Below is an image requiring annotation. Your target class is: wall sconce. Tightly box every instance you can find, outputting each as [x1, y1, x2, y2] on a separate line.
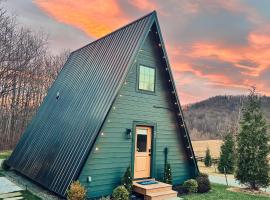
[126, 128, 132, 139]
[56, 91, 60, 101]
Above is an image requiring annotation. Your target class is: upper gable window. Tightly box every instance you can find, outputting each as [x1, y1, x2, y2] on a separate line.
[138, 65, 155, 92]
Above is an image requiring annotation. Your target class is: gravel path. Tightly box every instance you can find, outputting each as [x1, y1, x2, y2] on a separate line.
[3, 171, 63, 200]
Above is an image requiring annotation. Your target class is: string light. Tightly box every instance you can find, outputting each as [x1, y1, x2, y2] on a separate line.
[165, 68, 168, 71]
[174, 102, 177, 105]
[124, 81, 127, 85]
[119, 94, 122, 97]
[168, 80, 171, 82]
[113, 106, 116, 110]
[95, 147, 99, 151]
[158, 43, 161, 47]
[101, 132, 104, 136]
[108, 120, 111, 123]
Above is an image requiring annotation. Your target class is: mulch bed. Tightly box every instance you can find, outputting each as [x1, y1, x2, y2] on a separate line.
[227, 187, 270, 197]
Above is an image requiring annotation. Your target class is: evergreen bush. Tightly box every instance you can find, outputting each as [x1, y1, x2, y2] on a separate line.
[121, 166, 133, 193]
[218, 134, 235, 174]
[236, 88, 270, 190]
[204, 148, 212, 167]
[196, 173, 211, 193]
[183, 179, 198, 193]
[1, 159, 10, 171]
[163, 163, 172, 184]
[112, 185, 129, 200]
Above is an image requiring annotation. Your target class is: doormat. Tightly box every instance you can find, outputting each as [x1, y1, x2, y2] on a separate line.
[137, 180, 158, 185]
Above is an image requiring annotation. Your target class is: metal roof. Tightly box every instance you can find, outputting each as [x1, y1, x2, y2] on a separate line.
[7, 10, 198, 197]
[7, 11, 155, 196]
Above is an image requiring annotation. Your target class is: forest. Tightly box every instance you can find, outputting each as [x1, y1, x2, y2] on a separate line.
[184, 95, 270, 140]
[0, 6, 68, 150]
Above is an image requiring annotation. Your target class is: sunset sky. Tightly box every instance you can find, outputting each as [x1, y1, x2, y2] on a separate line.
[3, 0, 270, 104]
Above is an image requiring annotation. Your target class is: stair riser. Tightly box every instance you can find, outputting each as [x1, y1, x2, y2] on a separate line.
[146, 186, 172, 195]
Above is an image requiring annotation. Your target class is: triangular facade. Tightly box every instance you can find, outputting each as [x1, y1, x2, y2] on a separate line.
[7, 11, 198, 198]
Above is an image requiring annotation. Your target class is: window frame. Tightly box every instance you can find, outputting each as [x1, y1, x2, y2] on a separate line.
[137, 64, 156, 94]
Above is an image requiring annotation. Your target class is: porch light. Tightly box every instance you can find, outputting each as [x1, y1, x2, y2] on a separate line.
[126, 128, 132, 139]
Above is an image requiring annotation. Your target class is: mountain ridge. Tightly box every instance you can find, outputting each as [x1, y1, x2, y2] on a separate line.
[183, 95, 270, 140]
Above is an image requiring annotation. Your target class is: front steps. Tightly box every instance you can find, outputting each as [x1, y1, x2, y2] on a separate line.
[133, 179, 178, 200]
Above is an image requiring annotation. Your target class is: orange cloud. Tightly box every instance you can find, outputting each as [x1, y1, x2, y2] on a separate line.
[128, 0, 156, 11]
[34, 0, 129, 38]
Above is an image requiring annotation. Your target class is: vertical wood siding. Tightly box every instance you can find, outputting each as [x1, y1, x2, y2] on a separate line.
[79, 31, 192, 198]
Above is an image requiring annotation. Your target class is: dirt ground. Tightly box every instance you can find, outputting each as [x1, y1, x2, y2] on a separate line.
[191, 140, 223, 158]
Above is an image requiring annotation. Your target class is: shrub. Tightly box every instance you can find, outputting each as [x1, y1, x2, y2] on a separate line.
[1, 159, 10, 171]
[218, 134, 235, 174]
[121, 166, 133, 193]
[183, 179, 198, 193]
[163, 163, 172, 184]
[67, 181, 87, 200]
[172, 185, 188, 195]
[112, 185, 129, 200]
[204, 148, 212, 167]
[196, 173, 211, 193]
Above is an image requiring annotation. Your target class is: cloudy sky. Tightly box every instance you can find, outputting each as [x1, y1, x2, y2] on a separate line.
[3, 0, 270, 104]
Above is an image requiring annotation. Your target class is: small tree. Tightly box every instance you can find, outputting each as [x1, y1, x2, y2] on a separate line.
[204, 148, 212, 167]
[218, 134, 235, 174]
[164, 163, 172, 184]
[236, 88, 270, 190]
[121, 166, 133, 193]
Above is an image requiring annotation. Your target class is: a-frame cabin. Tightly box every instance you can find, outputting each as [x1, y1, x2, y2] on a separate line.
[7, 11, 198, 199]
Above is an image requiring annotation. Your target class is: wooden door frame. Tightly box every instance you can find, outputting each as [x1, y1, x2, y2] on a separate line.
[131, 121, 157, 179]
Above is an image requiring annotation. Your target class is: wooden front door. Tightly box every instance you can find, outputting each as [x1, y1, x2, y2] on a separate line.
[134, 126, 152, 179]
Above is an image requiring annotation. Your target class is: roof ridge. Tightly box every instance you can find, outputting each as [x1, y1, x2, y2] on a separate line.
[73, 11, 156, 53]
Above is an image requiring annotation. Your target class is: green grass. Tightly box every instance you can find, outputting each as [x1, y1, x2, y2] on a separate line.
[21, 190, 42, 200]
[0, 151, 12, 159]
[183, 184, 269, 200]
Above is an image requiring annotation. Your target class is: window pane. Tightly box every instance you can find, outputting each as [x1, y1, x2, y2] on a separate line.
[137, 134, 147, 152]
[139, 65, 155, 92]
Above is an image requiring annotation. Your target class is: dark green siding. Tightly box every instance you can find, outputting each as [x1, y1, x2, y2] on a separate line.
[78, 31, 191, 198]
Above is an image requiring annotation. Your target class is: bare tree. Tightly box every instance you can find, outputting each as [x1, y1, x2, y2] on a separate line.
[0, 5, 69, 150]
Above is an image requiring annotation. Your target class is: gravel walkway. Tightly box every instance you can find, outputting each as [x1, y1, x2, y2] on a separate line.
[3, 171, 63, 200]
[0, 177, 23, 194]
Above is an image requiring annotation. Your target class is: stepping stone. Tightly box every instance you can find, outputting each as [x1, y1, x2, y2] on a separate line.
[4, 197, 23, 200]
[0, 192, 22, 198]
[0, 177, 23, 194]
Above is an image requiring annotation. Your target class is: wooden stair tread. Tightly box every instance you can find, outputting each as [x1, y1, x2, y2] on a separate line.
[147, 190, 177, 197]
[133, 181, 172, 189]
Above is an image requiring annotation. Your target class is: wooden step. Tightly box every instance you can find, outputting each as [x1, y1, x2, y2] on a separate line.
[145, 190, 177, 200]
[133, 180, 172, 195]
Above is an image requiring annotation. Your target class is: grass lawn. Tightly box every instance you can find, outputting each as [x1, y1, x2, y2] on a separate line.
[183, 184, 269, 200]
[0, 151, 12, 159]
[21, 190, 42, 200]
